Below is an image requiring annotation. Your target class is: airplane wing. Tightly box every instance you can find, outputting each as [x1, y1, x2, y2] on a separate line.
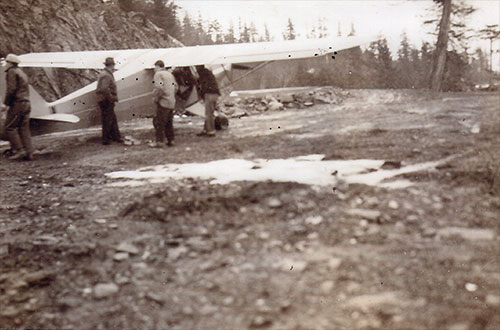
[18, 36, 377, 72]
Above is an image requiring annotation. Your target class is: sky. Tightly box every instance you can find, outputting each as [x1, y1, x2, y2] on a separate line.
[175, 0, 500, 70]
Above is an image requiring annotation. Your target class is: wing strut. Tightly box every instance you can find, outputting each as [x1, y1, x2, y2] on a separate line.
[221, 61, 274, 93]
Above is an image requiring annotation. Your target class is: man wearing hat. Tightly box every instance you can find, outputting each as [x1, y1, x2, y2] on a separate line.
[96, 57, 122, 145]
[2, 54, 33, 160]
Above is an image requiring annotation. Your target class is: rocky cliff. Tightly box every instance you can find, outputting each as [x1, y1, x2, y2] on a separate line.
[0, 0, 179, 101]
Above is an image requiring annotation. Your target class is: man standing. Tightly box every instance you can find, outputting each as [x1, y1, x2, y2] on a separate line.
[96, 57, 122, 145]
[151, 60, 177, 147]
[2, 54, 33, 161]
[195, 65, 220, 137]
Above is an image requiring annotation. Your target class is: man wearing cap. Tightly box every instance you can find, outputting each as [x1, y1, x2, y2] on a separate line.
[2, 54, 33, 160]
[151, 60, 178, 147]
[96, 57, 122, 145]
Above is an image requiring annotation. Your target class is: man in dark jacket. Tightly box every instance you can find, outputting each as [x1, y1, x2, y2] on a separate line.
[96, 57, 122, 145]
[2, 54, 33, 160]
[195, 65, 220, 137]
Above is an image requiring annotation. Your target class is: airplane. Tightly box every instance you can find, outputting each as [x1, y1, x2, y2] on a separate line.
[0, 35, 376, 139]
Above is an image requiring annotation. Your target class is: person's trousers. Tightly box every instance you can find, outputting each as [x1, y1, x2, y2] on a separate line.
[4, 101, 33, 154]
[203, 93, 218, 133]
[153, 104, 174, 143]
[99, 100, 121, 143]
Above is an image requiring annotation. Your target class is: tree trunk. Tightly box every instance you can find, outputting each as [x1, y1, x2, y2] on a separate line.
[430, 0, 452, 91]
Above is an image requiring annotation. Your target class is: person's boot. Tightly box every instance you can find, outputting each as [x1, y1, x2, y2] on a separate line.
[9, 150, 27, 161]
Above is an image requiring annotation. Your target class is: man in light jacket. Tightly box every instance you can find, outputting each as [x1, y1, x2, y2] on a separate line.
[152, 60, 178, 147]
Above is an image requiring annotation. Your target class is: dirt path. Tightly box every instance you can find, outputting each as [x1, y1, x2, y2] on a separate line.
[1, 89, 499, 329]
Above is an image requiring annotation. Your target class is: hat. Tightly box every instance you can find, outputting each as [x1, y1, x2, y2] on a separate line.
[104, 57, 115, 66]
[5, 54, 20, 64]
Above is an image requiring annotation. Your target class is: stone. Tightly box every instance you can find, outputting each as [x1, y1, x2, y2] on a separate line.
[186, 236, 213, 252]
[94, 218, 107, 224]
[93, 283, 119, 299]
[146, 292, 165, 305]
[223, 296, 235, 305]
[113, 252, 129, 261]
[346, 208, 381, 222]
[347, 291, 400, 311]
[168, 246, 188, 261]
[116, 242, 139, 255]
[486, 294, 500, 307]
[0, 244, 8, 256]
[320, 281, 335, 294]
[200, 304, 218, 315]
[267, 197, 282, 208]
[465, 283, 477, 292]
[328, 257, 342, 270]
[24, 270, 55, 285]
[114, 274, 130, 285]
[388, 200, 399, 209]
[259, 232, 270, 240]
[305, 215, 323, 225]
[437, 227, 495, 241]
[251, 315, 272, 327]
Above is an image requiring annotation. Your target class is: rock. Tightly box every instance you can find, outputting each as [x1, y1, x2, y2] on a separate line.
[388, 200, 399, 209]
[0, 244, 9, 256]
[268, 100, 284, 111]
[114, 274, 130, 285]
[347, 291, 401, 311]
[109, 223, 118, 229]
[251, 315, 273, 327]
[486, 294, 500, 307]
[320, 281, 335, 294]
[24, 270, 56, 286]
[437, 227, 495, 241]
[113, 252, 129, 261]
[328, 257, 342, 270]
[465, 283, 478, 292]
[200, 304, 219, 315]
[307, 232, 319, 240]
[1, 306, 19, 318]
[259, 232, 270, 240]
[146, 292, 165, 305]
[277, 94, 295, 103]
[223, 296, 235, 305]
[94, 218, 107, 224]
[346, 208, 381, 222]
[267, 197, 282, 208]
[116, 242, 139, 255]
[305, 215, 323, 225]
[236, 232, 249, 240]
[182, 306, 194, 315]
[93, 283, 119, 299]
[186, 236, 213, 252]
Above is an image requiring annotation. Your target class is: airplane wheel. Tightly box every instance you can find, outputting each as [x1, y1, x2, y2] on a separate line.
[215, 114, 229, 131]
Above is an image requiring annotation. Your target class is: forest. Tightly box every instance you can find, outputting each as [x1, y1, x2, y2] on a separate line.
[120, 0, 497, 92]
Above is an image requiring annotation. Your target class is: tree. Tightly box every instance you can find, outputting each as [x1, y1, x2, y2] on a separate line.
[348, 22, 356, 37]
[283, 18, 296, 40]
[263, 24, 272, 42]
[429, 0, 452, 91]
[478, 24, 500, 71]
[224, 21, 236, 44]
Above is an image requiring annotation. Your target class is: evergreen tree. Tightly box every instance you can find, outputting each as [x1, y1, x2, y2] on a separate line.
[224, 21, 236, 44]
[283, 18, 296, 40]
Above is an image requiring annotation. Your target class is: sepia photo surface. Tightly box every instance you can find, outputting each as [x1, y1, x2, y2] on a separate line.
[1, 0, 499, 328]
